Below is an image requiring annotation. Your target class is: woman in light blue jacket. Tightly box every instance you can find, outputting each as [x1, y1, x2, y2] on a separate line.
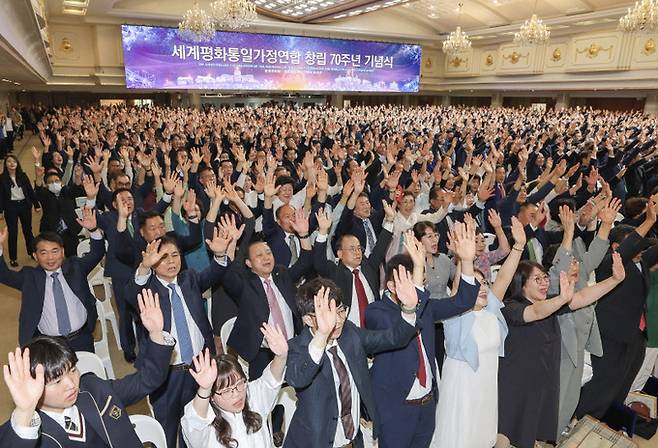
[433, 217, 525, 448]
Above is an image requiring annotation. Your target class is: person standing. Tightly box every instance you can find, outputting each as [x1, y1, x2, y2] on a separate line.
[0, 155, 39, 266]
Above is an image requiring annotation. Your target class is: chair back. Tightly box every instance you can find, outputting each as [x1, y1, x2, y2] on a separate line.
[75, 351, 107, 380]
[129, 414, 167, 448]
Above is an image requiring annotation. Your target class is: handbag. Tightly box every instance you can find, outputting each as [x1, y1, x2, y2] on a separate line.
[556, 415, 637, 448]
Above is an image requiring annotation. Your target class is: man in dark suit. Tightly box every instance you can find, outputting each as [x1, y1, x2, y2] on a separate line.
[92, 183, 174, 362]
[577, 204, 658, 420]
[366, 226, 479, 448]
[126, 229, 231, 448]
[34, 168, 84, 257]
[284, 270, 422, 448]
[313, 204, 394, 327]
[0, 288, 175, 447]
[223, 225, 313, 379]
[335, 190, 385, 257]
[0, 208, 104, 352]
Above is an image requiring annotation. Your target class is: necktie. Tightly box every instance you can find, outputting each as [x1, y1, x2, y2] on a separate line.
[264, 279, 288, 339]
[127, 215, 135, 237]
[287, 234, 298, 265]
[363, 219, 376, 253]
[51, 273, 72, 336]
[328, 346, 355, 440]
[64, 415, 78, 433]
[416, 335, 427, 387]
[167, 284, 194, 363]
[352, 269, 369, 328]
[527, 240, 537, 263]
[499, 183, 506, 199]
[640, 312, 647, 332]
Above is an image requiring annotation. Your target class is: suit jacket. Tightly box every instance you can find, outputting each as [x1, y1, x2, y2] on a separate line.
[0, 337, 173, 448]
[283, 315, 419, 448]
[34, 185, 83, 235]
[125, 261, 226, 353]
[313, 229, 392, 304]
[0, 172, 39, 212]
[365, 280, 479, 424]
[223, 251, 312, 362]
[335, 208, 385, 254]
[595, 231, 658, 344]
[262, 207, 294, 267]
[0, 237, 105, 345]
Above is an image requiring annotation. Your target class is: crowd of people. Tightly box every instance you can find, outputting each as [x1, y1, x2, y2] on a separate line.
[0, 102, 657, 448]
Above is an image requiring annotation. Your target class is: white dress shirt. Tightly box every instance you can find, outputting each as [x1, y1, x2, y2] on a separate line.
[134, 271, 205, 365]
[260, 275, 295, 344]
[11, 406, 85, 441]
[40, 267, 88, 336]
[283, 231, 300, 267]
[346, 266, 375, 328]
[181, 363, 283, 448]
[9, 176, 25, 201]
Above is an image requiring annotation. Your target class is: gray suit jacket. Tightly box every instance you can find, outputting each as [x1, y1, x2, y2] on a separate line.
[549, 236, 608, 366]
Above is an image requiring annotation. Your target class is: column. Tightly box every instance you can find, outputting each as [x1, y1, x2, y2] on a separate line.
[189, 92, 202, 110]
[441, 95, 451, 106]
[645, 94, 658, 116]
[555, 93, 570, 110]
[491, 93, 503, 108]
[330, 94, 344, 108]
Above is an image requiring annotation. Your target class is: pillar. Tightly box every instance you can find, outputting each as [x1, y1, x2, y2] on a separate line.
[330, 94, 344, 108]
[491, 93, 503, 108]
[645, 94, 658, 116]
[555, 93, 570, 110]
[441, 95, 451, 106]
[189, 92, 202, 110]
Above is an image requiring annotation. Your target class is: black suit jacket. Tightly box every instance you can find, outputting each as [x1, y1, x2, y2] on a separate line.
[262, 206, 294, 267]
[0, 337, 173, 447]
[335, 207, 385, 254]
[223, 251, 312, 362]
[0, 172, 39, 212]
[283, 314, 419, 447]
[34, 185, 83, 235]
[595, 231, 658, 343]
[0, 237, 105, 345]
[313, 229, 392, 305]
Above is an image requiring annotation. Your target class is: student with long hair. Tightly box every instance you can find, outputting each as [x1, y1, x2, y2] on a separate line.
[0, 155, 39, 266]
[181, 322, 288, 448]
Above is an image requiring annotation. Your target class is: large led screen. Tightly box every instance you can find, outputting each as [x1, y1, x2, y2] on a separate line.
[121, 25, 421, 92]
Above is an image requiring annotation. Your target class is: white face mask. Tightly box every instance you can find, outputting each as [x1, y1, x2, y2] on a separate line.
[48, 182, 62, 195]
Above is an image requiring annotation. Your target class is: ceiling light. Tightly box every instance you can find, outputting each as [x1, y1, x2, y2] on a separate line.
[619, 0, 658, 33]
[178, 0, 215, 42]
[443, 2, 472, 54]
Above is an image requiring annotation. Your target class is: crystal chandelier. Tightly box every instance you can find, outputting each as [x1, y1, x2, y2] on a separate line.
[442, 3, 472, 55]
[178, 0, 216, 42]
[619, 0, 658, 33]
[514, 13, 550, 45]
[211, 0, 257, 29]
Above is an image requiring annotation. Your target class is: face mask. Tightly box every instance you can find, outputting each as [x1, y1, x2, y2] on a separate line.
[48, 182, 62, 195]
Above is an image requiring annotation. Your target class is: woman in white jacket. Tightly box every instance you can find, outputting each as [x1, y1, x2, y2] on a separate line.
[181, 323, 287, 448]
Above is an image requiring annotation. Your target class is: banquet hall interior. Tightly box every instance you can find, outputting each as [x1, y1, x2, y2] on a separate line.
[1, 0, 658, 447]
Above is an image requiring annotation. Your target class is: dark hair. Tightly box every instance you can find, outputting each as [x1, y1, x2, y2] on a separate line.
[33, 232, 65, 252]
[412, 221, 435, 241]
[210, 354, 262, 448]
[111, 187, 133, 204]
[44, 171, 62, 183]
[275, 203, 294, 221]
[274, 175, 295, 188]
[297, 277, 344, 316]
[139, 209, 163, 228]
[542, 243, 561, 271]
[385, 254, 414, 284]
[1, 155, 28, 186]
[25, 336, 78, 384]
[609, 224, 635, 245]
[505, 260, 546, 302]
[158, 234, 181, 252]
[624, 197, 648, 220]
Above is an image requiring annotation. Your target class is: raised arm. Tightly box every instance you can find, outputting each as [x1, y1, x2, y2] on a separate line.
[569, 252, 625, 310]
[491, 216, 526, 301]
[522, 272, 574, 323]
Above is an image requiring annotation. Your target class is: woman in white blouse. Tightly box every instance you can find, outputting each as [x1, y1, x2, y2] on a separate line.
[182, 323, 287, 448]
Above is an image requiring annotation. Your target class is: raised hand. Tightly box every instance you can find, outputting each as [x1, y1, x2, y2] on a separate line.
[183, 189, 198, 218]
[261, 323, 289, 356]
[487, 209, 502, 229]
[510, 216, 527, 247]
[559, 271, 575, 304]
[314, 286, 337, 339]
[558, 205, 575, 232]
[394, 265, 419, 309]
[315, 207, 332, 235]
[598, 197, 622, 225]
[205, 223, 232, 257]
[82, 174, 99, 199]
[291, 208, 309, 236]
[116, 197, 131, 220]
[611, 252, 625, 282]
[189, 348, 217, 391]
[263, 172, 279, 198]
[220, 213, 245, 242]
[3, 347, 45, 426]
[162, 171, 177, 194]
[382, 199, 396, 222]
[403, 230, 426, 267]
[450, 221, 476, 263]
[76, 206, 97, 231]
[141, 239, 165, 269]
[137, 288, 164, 336]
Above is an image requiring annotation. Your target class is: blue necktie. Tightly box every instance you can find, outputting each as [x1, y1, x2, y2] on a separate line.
[51, 273, 72, 335]
[168, 283, 194, 363]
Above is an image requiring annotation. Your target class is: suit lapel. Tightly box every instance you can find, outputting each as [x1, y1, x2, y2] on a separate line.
[153, 279, 172, 332]
[76, 391, 111, 446]
[177, 273, 206, 331]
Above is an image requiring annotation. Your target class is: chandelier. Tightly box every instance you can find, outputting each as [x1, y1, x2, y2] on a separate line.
[178, 0, 216, 42]
[514, 13, 550, 46]
[211, 0, 257, 29]
[442, 3, 472, 55]
[619, 0, 658, 33]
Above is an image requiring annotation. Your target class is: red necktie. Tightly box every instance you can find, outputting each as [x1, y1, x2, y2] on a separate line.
[352, 269, 369, 327]
[640, 312, 647, 332]
[416, 335, 427, 387]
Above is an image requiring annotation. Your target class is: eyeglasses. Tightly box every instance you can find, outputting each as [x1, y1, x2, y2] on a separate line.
[216, 378, 247, 398]
[531, 274, 549, 284]
[342, 246, 362, 254]
[478, 279, 491, 287]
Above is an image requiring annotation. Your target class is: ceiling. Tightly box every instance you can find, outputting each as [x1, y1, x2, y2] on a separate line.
[46, 0, 636, 35]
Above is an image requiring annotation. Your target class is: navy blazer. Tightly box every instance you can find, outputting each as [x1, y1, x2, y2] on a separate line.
[0, 237, 105, 345]
[262, 206, 295, 267]
[335, 207, 385, 254]
[0, 337, 174, 447]
[125, 260, 226, 354]
[223, 251, 312, 362]
[283, 313, 420, 448]
[365, 279, 479, 425]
